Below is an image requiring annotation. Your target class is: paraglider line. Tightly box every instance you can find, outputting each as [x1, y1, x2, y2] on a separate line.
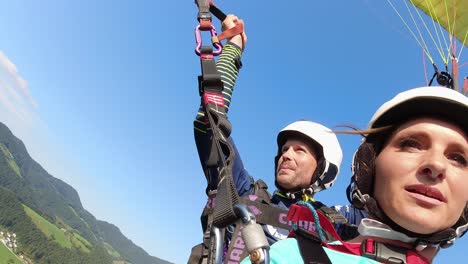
[405, 0, 446, 64]
[385, 0, 434, 63]
[423, 49, 429, 85]
[457, 30, 468, 60]
[423, 0, 449, 62]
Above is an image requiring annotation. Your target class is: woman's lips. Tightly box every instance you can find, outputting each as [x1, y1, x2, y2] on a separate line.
[405, 184, 447, 206]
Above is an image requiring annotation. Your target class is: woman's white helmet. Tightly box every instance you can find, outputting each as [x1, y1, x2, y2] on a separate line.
[368, 86, 468, 135]
[275, 120, 343, 193]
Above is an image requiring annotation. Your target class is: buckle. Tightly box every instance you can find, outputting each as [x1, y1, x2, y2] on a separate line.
[361, 239, 406, 264]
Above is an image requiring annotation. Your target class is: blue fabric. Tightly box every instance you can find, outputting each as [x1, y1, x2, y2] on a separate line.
[240, 238, 380, 264]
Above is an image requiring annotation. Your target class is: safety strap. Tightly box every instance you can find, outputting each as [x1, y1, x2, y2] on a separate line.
[224, 191, 290, 264]
[288, 204, 430, 264]
[224, 185, 348, 264]
[193, 2, 246, 263]
[296, 231, 332, 264]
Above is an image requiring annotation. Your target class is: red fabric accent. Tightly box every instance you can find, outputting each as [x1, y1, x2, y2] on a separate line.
[463, 78, 468, 95]
[452, 57, 459, 78]
[199, 19, 212, 31]
[365, 240, 374, 254]
[286, 204, 431, 264]
[203, 92, 224, 107]
[200, 54, 214, 60]
[406, 250, 430, 264]
[287, 204, 361, 255]
[217, 23, 244, 42]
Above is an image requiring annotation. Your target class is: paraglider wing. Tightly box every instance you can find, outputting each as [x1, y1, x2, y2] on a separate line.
[409, 0, 468, 46]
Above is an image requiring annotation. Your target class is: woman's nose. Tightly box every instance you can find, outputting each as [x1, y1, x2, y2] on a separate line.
[420, 150, 446, 181]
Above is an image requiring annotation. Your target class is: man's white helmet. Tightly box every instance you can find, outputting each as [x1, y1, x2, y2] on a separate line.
[276, 120, 343, 193]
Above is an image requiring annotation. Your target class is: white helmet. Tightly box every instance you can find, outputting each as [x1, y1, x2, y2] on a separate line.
[368, 86, 468, 134]
[349, 86, 468, 246]
[275, 120, 343, 193]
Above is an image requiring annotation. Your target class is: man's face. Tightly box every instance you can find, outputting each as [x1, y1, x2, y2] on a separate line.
[276, 138, 318, 191]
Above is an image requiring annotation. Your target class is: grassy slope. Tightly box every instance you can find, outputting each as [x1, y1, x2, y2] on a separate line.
[23, 204, 93, 253]
[0, 242, 22, 264]
[0, 143, 21, 178]
[104, 242, 121, 258]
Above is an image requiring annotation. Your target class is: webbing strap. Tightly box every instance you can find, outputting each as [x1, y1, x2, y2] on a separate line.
[198, 48, 223, 96]
[217, 24, 244, 43]
[196, 0, 212, 30]
[209, 2, 227, 21]
[289, 204, 430, 264]
[213, 167, 240, 227]
[296, 232, 332, 264]
[239, 197, 290, 230]
[225, 225, 248, 264]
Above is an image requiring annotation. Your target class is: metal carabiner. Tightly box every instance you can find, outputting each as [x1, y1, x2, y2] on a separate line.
[234, 204, 270, 264]
[208, 226, 223, 264]
[195, 24, 223, 56]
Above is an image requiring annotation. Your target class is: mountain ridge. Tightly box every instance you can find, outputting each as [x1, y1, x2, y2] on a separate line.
[0, 121, 173, 264]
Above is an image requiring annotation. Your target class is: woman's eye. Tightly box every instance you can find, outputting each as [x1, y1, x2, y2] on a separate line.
[448, 153, 467, 167]
[399, 138, 421, 150]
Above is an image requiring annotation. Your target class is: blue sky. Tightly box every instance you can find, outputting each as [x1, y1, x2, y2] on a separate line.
[0, 1, 466, 263]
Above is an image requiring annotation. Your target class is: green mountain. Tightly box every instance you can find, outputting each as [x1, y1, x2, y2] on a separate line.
[0, 122, 172, 264]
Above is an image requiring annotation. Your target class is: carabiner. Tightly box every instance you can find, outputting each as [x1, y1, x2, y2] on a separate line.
[195, 24, 223, 56]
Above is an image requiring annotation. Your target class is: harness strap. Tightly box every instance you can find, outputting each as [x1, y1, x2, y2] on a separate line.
[223, 193, 345, 263]
[195, 0, 212, 30]
[289, 204, 430, 264]
[296, 231, 332, 264]
[225, 225, 247, 263]
[224, 181, 289, 264]
[217, 23, 244, 44]
[208, 1, 227, 21]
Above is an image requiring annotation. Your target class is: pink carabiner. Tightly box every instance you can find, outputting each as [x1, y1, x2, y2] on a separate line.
[195, 24, 223, 56]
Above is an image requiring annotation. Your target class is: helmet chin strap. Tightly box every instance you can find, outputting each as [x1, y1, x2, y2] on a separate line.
[284, 187, 315, 201]
[283, 167, 330, 200]
[275, 158, 327, 199]
[363, 196, 458, 248]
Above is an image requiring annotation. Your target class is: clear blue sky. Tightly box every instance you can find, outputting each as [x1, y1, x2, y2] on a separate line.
[0, 1, 466, 264]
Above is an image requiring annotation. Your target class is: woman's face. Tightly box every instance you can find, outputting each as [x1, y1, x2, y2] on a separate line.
[374, 117, 468, 234]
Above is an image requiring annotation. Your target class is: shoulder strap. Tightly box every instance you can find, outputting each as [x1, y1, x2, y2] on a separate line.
[289, 204, 430, 264]
[296, 231, 332, 264]
[252, 179, 272, 203]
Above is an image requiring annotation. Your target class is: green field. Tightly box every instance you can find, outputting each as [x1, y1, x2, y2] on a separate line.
[23, 205, 72, 249]
[0, 144, 21, 177]
[23, 205, 93, 253]
[0, 242, 22, 264]
[71, 232, 92, 253]
[104, 242, 121, 258]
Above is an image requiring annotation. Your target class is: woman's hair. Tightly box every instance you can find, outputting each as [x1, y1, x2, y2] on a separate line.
[334, 125, 395, 154]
